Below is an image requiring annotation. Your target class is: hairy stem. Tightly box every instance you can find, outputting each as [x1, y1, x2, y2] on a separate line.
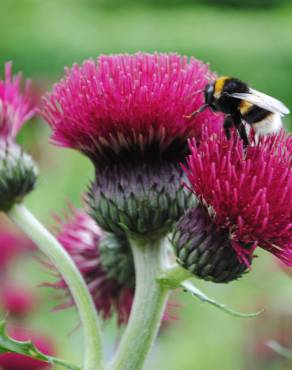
[109, 237, 169, 370]
[8, 204, 103, 370]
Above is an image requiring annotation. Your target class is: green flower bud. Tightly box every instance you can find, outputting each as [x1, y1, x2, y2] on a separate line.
[100, 233, 135, 288]
[171, 206, 251, 283]
[0, 140, 37, 212]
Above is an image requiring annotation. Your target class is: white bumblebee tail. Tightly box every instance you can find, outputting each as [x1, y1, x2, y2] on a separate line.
[252, 113, 282, 136]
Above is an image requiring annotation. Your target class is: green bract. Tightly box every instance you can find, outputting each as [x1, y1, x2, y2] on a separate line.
[100, 233, 135, 287]
[88, 162, 195, 241]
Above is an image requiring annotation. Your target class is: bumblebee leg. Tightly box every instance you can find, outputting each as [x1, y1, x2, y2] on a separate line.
[232, 112, 249, 146]
[237, 123, 249, 147]
[183, 104, 209, 119]
[223, 115, 233, 140]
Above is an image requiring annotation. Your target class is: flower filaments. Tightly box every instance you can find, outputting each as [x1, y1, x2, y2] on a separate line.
[0, 63, 35, 139]
[172, 131, 292, 283]
[43, 54, 219, 162]
[48, 208, 134, 324]
[0, 63, 37, 211]
[43, 53, 222, 238]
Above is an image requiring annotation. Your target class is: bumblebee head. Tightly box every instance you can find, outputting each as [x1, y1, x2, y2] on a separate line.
[204, 83, 217, 110]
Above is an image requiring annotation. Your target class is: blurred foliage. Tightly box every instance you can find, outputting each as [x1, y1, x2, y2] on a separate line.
[205, 0, 289, 8]
[83, 0, 290, 9]
[0, 0, 291, 134]
[0, 0, 292, 369]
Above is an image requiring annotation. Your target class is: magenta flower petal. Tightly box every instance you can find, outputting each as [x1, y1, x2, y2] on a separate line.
[0, 63, 36, 139]
[184, 130, 292, 265]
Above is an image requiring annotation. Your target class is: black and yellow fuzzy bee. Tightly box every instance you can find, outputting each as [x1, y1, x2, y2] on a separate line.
[186, 76, 290, 145]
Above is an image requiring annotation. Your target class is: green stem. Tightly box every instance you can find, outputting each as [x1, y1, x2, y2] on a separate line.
[8, 204, 103, 370]
[109, 237, 169, 370]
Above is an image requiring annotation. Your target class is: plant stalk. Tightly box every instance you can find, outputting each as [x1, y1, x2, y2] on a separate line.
[109, 237, 169, 370]
[8, 204, 103, 370]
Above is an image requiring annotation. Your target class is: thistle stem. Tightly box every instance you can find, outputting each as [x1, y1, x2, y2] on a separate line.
[109, 237, 169, 370]
[8, 204, 104, 370]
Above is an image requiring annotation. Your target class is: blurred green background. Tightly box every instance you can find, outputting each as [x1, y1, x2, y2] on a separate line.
[1, 0, 292, 369]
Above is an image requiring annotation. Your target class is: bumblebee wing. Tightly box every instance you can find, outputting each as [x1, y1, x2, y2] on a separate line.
[228, 88, 290, 116]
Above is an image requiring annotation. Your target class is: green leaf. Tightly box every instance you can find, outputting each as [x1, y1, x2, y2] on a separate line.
[181, 281, 264, 318]
[0, 319, 81, 370]
[267, 340, 292, 360]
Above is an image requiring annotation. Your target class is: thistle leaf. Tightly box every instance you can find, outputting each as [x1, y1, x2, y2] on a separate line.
[0, 319, 80, 370]
[181, 281, 264, 318]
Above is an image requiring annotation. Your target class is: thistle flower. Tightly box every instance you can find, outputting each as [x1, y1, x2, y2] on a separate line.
[0, 63, 37, 212]
[172, 131, 292, 282]
[43, 53, 219, 162]
[0, 62, 35, 139]
[47, 208, 134, 325]
[0, 326, 54, 370]
[43, 53, 222, 238]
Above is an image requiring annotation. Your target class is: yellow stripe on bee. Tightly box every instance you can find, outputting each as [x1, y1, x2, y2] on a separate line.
[214, 76, 229, 98]
[239, 100, 253, 114]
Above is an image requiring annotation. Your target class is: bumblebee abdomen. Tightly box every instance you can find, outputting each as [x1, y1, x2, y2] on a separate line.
[251, 113, 282, 135]
[239, 100, 253, 115]
[241, 104, 271, 124]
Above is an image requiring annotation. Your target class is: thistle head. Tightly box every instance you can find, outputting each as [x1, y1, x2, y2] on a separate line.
[43, 53, 222, 238]
[0, 62, 35, 139]
[0, 63, 37, 211]
[43, 53, 220, 165]
[172, 130, 292, 282]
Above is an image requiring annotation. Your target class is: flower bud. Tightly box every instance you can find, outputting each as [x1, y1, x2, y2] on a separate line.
[0, 140, 37, 211]
[172, 206, 251, 283]
[100, 232, 135, 287]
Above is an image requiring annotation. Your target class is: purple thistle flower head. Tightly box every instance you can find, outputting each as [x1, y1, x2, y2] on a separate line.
[47, 207, 134, 325]
[0, 63, 38, 212]
[43, 53, 223, 238]
[183, 130, 292, 267]
[43, 53, 221, 164]
[0, 62, 36, 139]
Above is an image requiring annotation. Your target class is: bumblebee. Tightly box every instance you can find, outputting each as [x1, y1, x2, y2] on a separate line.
[186, 76, 290, 145]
